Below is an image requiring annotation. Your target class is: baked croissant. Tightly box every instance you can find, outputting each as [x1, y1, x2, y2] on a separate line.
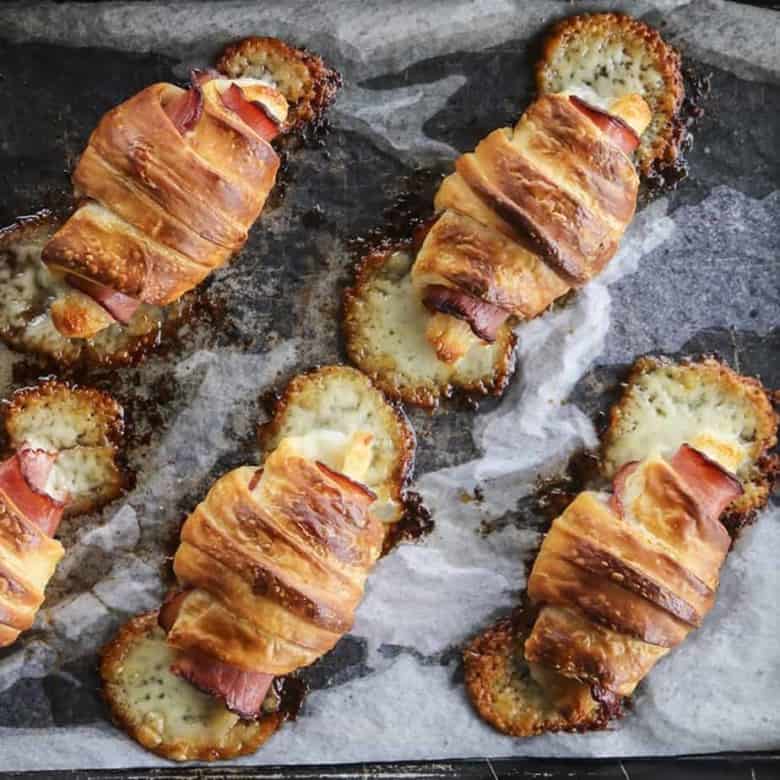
[413, 91, 652, 363]
[42, 72, 287, 339]
[524, 444, 741, 697]
[158, 430, 384, 718]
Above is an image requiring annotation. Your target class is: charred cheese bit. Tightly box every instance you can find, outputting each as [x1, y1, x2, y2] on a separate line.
[424, 312, 481, 365]
[101, 612, 280, 762]
[603, 357, 778, 519]
[50, 290, 117, 339]
[259, 365, 415, 522]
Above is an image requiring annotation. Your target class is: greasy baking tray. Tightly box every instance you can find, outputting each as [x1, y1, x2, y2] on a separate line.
[0, 0, 778, 775]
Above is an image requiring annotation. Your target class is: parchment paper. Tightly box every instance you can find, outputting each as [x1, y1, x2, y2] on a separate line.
[0, 0, 777, 769]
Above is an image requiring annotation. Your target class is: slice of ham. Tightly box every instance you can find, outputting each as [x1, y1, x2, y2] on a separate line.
[158, 588, 190, 634]
[171, 648, 275, 719]
[609, 460, 639, 516]
[220, 83, 280, 142]
[18, 448, 57, 495]
[670, 444, 743, 523]
[0, 455, 64, 537]
[569, 95, 641, 155]
[163, 69, 218, 135]
[66, 275, 140, 325]
[609, 446, 743, 525]
[164, 84, 204, 135]
[158, 588, 275, 719]
[315, 461, 377, 502]
[422, 284, 510, 342]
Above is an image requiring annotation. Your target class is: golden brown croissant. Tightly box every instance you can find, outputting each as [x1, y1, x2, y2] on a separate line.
[524, 444, 741, 698]
[413, 91, 651, 363]
[42, 73, 288, 339]
[465, 357, 778, 737]
[159, 430, 384, 718]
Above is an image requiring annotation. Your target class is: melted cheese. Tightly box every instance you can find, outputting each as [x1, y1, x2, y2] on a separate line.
[543, 33, 665, 109]
[45, 447, 120, 505]
[116, 625, 242, 749]
[278, 429, 374, 484]
[538, 19, 676, 168]
[354, 250, 506, 389]
[0, 228, 165, 363]
[211, 77, 287, 123]
[605, 369, 755, 478]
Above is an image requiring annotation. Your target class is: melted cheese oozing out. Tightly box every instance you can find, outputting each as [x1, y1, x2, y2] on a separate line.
[272, 430, 374, 485]
[212, 77, 287, 123]
[357, 251, 505, 387]
[563, 85, 612, 111]
[606, 371, 755, 477]
[262, 369, 410, 524]
[44, 448, 118, 504]
[117, 626, 241, 748]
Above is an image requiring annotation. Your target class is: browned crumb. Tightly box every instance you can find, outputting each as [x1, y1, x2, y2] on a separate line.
[536, 12, 684, 176]
[217, 36, 341, 131]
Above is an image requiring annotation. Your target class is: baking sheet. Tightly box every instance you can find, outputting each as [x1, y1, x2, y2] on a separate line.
[0, 0, 778, 770]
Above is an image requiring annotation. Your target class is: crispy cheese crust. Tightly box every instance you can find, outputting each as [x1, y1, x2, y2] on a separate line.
[217, 36, 341, 130]
[463, 612, 615, 737]
[536, 12, 684, 176]
[4, 380, 126, 515]
[0, 212, 181, 366]
[101, 612, 282, 762]
[258, 364, 415, 523]
[343, 247, 517, 408]
[602, 357, 778, 526]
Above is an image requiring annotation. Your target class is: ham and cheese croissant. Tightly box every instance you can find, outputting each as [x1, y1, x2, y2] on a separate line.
[524, 445, 741, 697]
[0, 452, 65, 647]
[345, 90, 655, 405]
[42, 72, 286, 339]
[465, 358, 778, 737]
[0, 381, 125, 647]
[159, 430, 384, 718]
[102, 366, 414, 761]
[414, 91, 651, 364]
